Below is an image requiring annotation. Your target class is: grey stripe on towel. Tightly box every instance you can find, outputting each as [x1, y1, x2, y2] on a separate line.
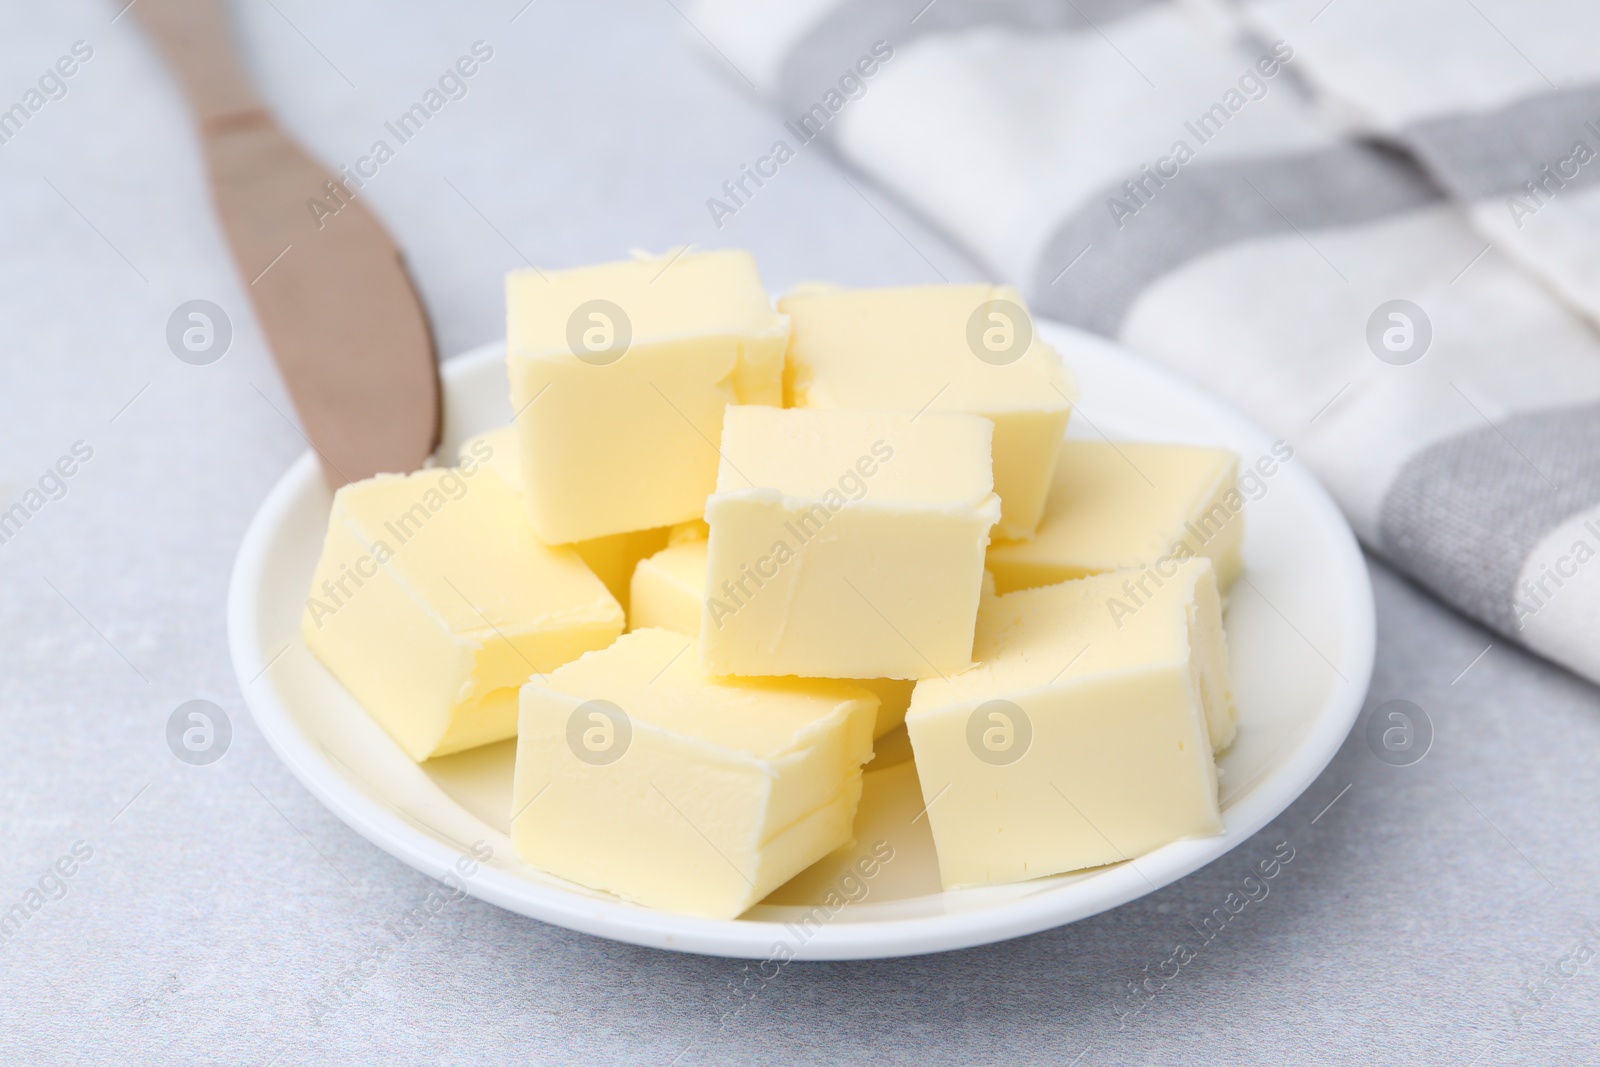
[777, 0, 1157, 114]
[1405, 85, 1600, 202]
[1379, 403, 1600, 637]
[1029, 141, 1442, 335]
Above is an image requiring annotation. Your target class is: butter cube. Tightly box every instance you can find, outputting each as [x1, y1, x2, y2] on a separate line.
[628, 539, 709, 637]
[506, 250, 788, 543]
[668, 518, 710, 544]
[302, 467, 624, 761]
[761, 755, 943, 906]
[780, 285, 1073, 539]
[700, 406, 1001, 681]
[906, 559, 1233, 890]
[988, 440, 1243, 595]
[856, 678, 915, 738]
[570, 529, 670, 613]
[457, 426, 671, 612]
[512, 628, 877, 918]
[454, 425, 515, 480]
[629, 538, 914, 738]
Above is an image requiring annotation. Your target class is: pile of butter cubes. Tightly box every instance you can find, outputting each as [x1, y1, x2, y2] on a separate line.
[302, 249, 1245, 920]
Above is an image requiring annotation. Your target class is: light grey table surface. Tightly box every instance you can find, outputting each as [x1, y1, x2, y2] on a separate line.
[3, 2, 1598, 1064]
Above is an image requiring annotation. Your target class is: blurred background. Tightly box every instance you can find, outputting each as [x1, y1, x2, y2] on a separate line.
[3, 1, 1598, 1063]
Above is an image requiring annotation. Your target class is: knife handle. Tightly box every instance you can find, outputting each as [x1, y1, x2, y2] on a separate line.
[136, 0, 443, 486]
[135, 0, 261, 123]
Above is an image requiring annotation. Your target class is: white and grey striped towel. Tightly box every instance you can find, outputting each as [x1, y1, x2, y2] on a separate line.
[689, 0, 1600, 686]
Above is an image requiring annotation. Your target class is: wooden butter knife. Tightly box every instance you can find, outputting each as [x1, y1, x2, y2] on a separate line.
[137, 0, 440, 487]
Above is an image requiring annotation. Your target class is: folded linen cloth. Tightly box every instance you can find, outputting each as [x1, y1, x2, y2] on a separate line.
[691, 0, 1600, 683]
[1235, 0, 1600, 330]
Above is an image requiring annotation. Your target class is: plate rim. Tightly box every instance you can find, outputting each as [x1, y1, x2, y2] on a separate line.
[227, 325, 1375, 960]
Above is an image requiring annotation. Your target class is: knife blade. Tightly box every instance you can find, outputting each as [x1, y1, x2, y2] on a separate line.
[137, 0, 440, 487]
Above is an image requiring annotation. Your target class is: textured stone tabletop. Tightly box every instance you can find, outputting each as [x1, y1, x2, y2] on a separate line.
[2, 2, 1597, 1063]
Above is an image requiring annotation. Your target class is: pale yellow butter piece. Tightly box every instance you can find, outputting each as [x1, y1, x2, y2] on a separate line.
[906, 559, 1233, 890]
[457, 426, 668, 611]
[629, 538, 913, 738]
[869, 724, 915, 769]
[506, 249, 788, 543]
[628, 539, 709, 637]
[988, 440, 1243, 595]
[302, 467, 624, 762]
[667, 518, 710, 544]
[512, 628, 877, 919]
[779, 284, 1073, 540]
[856, 679, 915, 739]
[700, 406, 1001, 681]
[761, 754, 943, 907]
[455, 425, 517, 491]
[570, 529, 670, 614]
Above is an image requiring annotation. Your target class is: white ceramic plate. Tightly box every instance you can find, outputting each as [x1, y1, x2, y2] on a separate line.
[227, 323, 1374, 960]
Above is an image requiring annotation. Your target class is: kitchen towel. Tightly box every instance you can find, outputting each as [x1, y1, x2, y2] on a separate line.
[691, 0, 1600, 684]
[1236, 0, 1600, 330]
